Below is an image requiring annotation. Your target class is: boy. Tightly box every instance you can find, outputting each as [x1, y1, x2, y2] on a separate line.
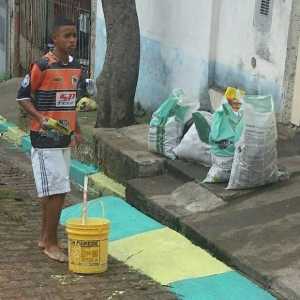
[16, 17, 86, 262]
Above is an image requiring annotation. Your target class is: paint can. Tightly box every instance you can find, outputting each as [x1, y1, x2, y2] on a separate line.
[66, 218, 110, 274]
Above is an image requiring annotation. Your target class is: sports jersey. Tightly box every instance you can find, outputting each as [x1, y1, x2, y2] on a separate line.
[16, 51, 87, 148]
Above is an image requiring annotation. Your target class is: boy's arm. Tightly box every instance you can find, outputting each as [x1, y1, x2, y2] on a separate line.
[18, 100, 45, 127]
[70, 117, 84, 146]
[16, 64, 45, 127]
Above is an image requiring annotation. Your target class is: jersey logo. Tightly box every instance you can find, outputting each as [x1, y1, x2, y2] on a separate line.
[52, 77, 64, 82]
[56, 91, 76, 107]
[21, 74, 30, 88]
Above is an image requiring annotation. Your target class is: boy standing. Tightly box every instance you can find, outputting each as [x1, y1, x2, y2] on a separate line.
[16, 17, 86, 262]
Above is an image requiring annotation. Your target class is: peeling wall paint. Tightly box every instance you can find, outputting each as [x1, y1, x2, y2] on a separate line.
[95, 0, 213, 111]
[94, 0, 293, 114]
[213, 0, 293, 112]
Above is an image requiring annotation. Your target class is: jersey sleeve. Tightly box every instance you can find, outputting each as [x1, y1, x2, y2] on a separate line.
[16, 63, 44, 101]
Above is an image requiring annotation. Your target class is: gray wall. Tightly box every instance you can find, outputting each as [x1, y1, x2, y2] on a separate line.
[0, 0, 8, 75]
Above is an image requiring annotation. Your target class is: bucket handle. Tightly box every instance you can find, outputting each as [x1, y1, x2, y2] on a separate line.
[81, 176, 106, 225]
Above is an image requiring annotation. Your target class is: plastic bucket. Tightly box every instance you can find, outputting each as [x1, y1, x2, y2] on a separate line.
[66, 218, 110, 274]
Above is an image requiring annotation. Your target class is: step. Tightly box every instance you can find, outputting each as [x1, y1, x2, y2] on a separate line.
[94, 124, 300, 203]
[126, 171, 300, 300]
[126, 174, 226, 231]
[93, 125, 165, 183]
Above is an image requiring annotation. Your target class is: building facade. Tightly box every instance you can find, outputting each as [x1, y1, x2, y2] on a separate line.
[93, 0, 300, 125]
[6, 0, 92, 77]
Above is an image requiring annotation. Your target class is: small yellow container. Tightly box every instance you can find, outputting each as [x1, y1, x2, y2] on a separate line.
[66, 218, 110, 274]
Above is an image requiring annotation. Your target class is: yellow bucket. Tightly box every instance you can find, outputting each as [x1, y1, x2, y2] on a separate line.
[66, 218, 110, 274]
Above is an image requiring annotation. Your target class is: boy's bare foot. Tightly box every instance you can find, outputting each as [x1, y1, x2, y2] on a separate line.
[43, 245, 68, 263]
[38, 240, 67, 250]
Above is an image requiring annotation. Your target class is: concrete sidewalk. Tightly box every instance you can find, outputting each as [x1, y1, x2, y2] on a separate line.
[0, 140, 177, 300]
[1, 78, 298, 299]
[93, 125, 300, 300]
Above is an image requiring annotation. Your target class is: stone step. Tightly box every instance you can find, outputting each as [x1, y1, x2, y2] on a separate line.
[126, 174, 226, 231]
[94, 124, 300, 203]
[93, 125, 165, 184]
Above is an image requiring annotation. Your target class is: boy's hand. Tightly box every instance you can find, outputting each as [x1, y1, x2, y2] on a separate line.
[37, 116, 48, 130]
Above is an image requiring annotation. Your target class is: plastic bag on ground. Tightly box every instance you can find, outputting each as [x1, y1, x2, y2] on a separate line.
[227, 95, 280, 190]
[204, 102, 243, 183]
[193, 111, 213, 144]
[204, 154, 233, 183]
[76, 97, 98, 112]
[209, 102, 244, 157]
[173, 111, 213, 166]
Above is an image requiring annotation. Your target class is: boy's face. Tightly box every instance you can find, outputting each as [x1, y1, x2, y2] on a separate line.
[52, 25, 77, 54]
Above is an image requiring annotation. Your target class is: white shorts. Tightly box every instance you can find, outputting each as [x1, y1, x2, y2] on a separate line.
[31, 147, 71, 198]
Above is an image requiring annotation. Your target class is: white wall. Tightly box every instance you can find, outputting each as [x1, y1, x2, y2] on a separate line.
[95, 0, 214, 110]
[94, 0, 293, 113]
[136, 0, 212, 60]
[214, 0, 293, 111]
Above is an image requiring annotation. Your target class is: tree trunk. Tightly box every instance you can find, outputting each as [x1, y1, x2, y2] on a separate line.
[95, 0, 140, 128]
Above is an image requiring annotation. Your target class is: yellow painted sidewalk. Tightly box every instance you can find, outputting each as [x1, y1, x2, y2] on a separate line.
[109, 227, 231, 285]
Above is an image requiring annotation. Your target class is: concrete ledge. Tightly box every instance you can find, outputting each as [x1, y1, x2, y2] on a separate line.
[165, 159, 262, 201]
[0, 120, 26, 145]
[278, 155, 300, 177]
[20, 135, 32, 153]
[93, 126, 165, 183]
[126, 177, 226, 232]
[89, 172, 126, 198]
[70, 159, 98, 187]
[126, 175, 189, 230]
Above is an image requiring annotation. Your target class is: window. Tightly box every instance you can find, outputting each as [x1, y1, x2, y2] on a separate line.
[254, 0, 273, 33]
[260, 0, 271, 16]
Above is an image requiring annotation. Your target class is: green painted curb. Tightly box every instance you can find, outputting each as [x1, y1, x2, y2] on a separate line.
[70, 159, 99, 187]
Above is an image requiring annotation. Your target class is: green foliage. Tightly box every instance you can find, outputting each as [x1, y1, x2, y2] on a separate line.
[0, 73, 10, 82]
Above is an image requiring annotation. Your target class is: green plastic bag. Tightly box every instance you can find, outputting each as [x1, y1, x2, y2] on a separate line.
[193, 111, 211, 144]
[209, 103, 244, 157]
[148, 90, 189, 159]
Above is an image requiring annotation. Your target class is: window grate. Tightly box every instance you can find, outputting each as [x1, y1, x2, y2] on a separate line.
[254, 0, 273, 33]
[260, 0, 271, 16]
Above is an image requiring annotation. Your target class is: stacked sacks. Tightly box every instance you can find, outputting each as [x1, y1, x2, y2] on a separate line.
[227, 95, 283, 189]
[148, 89, 198, 160]
[173, 111, 213, 167]
[204, 87, 244, 183]
[148, 87, 286, 189]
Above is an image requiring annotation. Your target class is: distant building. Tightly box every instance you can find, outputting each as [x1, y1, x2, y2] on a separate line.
[6, 0, 91, 77]
[93, 0, 300, 125]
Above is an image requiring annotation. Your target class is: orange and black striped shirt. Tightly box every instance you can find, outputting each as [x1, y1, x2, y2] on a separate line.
[17, 52, 87, 148]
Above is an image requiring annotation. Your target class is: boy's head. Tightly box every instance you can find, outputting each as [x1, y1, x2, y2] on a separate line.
[52, 16, 77, 54]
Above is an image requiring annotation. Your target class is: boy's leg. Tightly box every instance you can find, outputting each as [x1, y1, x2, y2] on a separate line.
[43, 193, 68, 262]
[31, 147, 71, 261]
[38, 198, 48, 248]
